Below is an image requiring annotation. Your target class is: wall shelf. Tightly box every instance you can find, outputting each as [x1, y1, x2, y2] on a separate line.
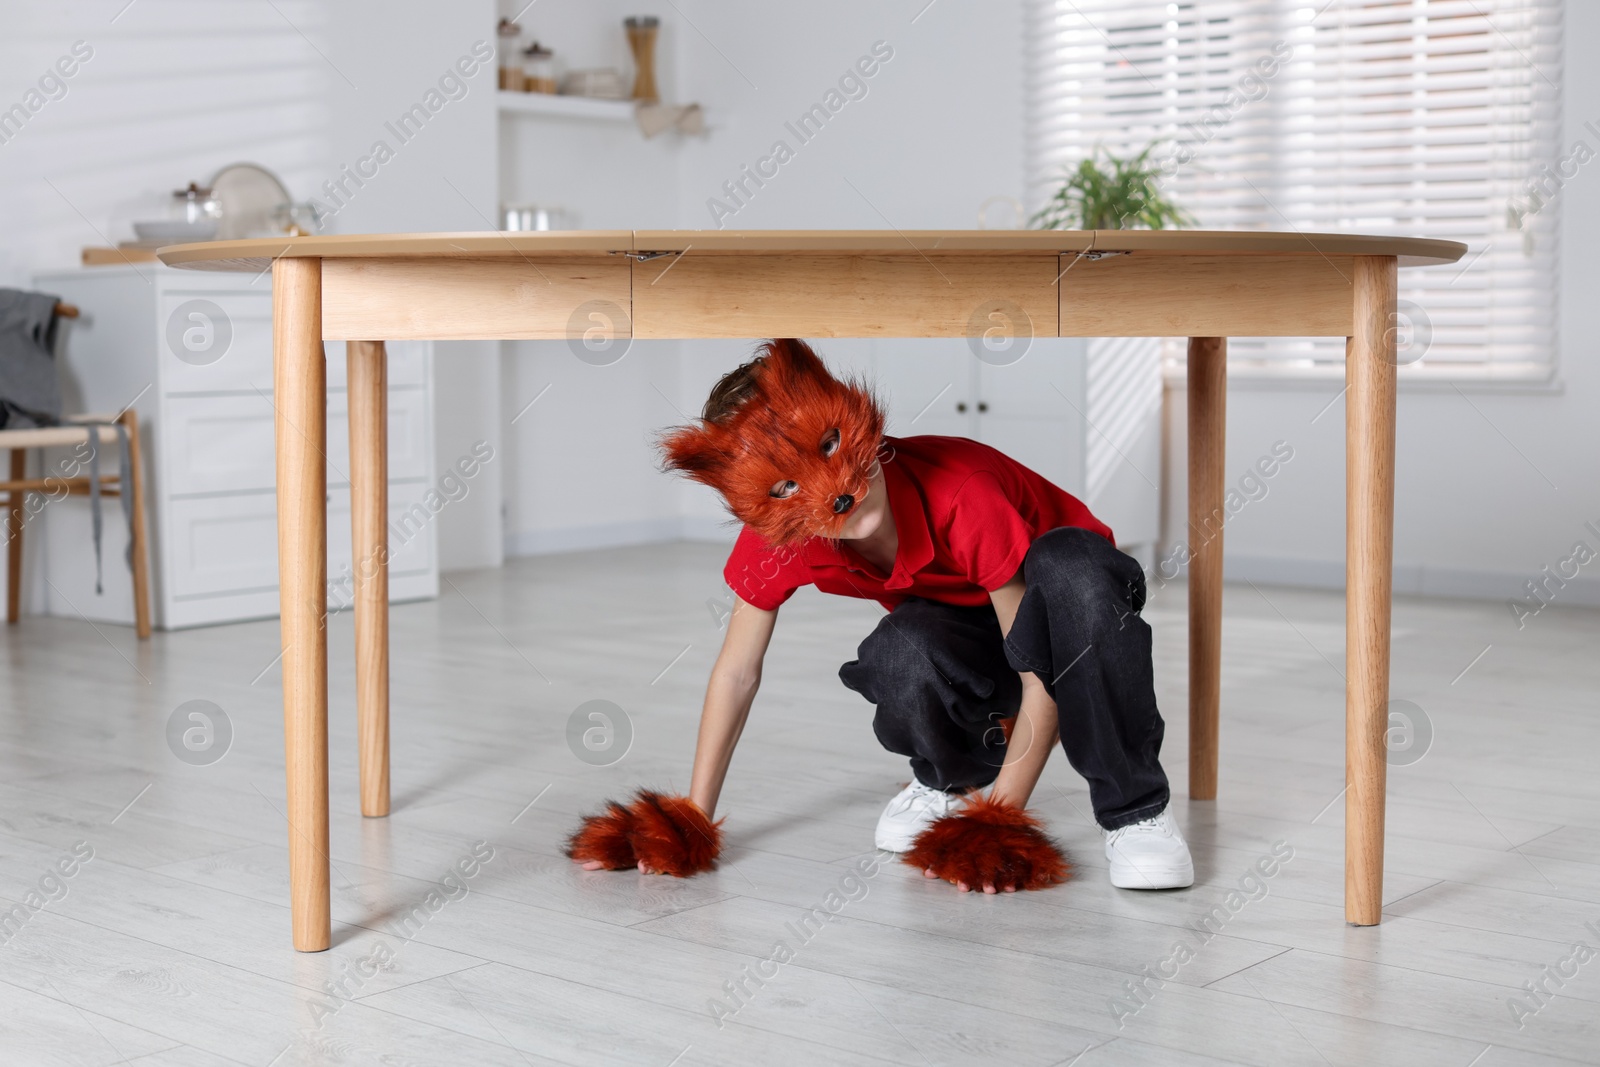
[497, 90, 635, 123]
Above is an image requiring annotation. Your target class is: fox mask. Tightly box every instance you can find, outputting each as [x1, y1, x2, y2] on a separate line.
[657, 338, 887, 547]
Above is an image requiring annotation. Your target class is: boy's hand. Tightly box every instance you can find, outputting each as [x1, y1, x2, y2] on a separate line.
[903, 792, 1069, 893]
[566, 791, 723, 877]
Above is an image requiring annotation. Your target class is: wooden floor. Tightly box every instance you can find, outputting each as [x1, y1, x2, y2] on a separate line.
[1, 541, 1597, 1066]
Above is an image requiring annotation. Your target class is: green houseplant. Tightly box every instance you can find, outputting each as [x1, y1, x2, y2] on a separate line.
[1031, 144, 1195, 230]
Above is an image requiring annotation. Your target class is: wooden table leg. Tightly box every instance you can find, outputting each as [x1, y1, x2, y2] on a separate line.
[7, 450, 24, 625]
[347, 340, 390, 818]
[1345, 255, 1398, 926]
[121, 410, 152, 640]
[274, 257, 330, 952]
[1187, 337, 1226, 801]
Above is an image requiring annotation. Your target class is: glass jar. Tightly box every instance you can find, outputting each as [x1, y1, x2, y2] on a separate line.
[171, 182, 222, 225]
[521, 42, 556, 94]
[496, 18, 523, 90]
[272, 200, 325, 236]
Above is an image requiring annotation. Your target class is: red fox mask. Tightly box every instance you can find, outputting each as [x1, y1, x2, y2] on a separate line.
[657, 338, 887, 547]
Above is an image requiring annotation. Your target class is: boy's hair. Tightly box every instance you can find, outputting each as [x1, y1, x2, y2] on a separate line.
[702, 359, 764, 424]
[657, 339, 887, 547]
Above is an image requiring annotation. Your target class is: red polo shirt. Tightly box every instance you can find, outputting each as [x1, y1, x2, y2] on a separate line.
[722, 434, 1113, 612]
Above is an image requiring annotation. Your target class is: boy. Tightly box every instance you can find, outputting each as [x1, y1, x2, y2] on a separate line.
[567, 338, 1192, 893]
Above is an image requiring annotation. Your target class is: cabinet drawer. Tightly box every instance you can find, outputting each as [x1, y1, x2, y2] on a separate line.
[165, 493, 281, 598]
[160, 290, 274, 393]
[162, 394, 277, 495]
[166, 489, 437, 601]
[161, 298, 431, 396]
[163, 388, 430, 496]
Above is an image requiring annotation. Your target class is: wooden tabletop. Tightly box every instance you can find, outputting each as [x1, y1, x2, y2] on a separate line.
[156, 229, 1467, 271]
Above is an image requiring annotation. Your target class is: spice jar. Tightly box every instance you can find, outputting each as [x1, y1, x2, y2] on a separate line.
[521, 42, 556, 94]
[624, 16, 660, 103]
[496, 18, 523, 90]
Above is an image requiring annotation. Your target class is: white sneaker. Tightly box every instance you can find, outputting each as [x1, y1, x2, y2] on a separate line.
[1104, 809, 1194, 889]
[875, 780, 964, 852]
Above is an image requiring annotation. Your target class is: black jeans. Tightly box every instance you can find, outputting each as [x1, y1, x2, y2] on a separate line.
[838, 526, 1170, 831]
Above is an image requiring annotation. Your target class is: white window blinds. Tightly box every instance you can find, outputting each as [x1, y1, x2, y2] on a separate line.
[1026, 0, 1564, 379]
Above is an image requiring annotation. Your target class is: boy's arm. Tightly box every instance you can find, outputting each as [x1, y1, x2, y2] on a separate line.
[986, 569, 1058, 808]
[572, 592, 773, 877]
[688, 593, 778, 818]
[906, 569, 1069, 894]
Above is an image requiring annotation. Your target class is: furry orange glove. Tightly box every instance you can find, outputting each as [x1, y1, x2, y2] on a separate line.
[903, 793, 1069, 892]
[565, 791, 723, 877]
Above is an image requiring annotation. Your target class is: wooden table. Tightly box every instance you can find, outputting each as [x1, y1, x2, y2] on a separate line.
[159, 230, 1465, 950]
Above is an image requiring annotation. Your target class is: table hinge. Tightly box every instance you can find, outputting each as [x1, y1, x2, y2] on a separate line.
[613, 250, 678, 261]
[1081, 250, 1130, 261]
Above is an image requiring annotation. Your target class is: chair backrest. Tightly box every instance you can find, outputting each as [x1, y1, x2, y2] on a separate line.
[0, 288, 66, 430]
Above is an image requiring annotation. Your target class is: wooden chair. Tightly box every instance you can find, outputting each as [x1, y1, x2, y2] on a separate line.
[0, 301, 151, 637]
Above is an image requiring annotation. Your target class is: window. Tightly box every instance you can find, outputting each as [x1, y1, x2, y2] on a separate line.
[1027, 0, 1564, 381]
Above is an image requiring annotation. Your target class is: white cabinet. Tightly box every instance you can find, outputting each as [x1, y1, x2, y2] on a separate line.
[29, 264, 438, 629]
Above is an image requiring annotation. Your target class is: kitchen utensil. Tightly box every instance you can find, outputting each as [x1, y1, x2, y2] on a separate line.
[208, 162, 293, 239]
[502, 204, 573, 231]
[635, 102, 704, 138]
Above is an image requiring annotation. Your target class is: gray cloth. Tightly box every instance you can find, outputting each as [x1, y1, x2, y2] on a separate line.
[81, 419, 135, 595]
[0, 288, 63, 429]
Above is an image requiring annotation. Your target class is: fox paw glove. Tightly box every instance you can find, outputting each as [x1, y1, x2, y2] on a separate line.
[565, 791, 722, 877]
[903, 793, 1069, 892]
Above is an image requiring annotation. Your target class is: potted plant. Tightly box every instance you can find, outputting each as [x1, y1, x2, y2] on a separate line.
[1032, 144, 1194, 230]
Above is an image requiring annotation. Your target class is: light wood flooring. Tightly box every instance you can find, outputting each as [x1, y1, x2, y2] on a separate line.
[1, 541, 1597, 1066]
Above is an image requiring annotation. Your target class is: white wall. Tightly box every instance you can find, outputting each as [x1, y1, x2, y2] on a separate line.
[670, 2, 1022, 232]
[1158, 1, 1600, 610]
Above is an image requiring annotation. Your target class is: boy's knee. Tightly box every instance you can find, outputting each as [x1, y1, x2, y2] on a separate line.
[1023, 527, 1142, 620]
[1024, 527, 1113, 593]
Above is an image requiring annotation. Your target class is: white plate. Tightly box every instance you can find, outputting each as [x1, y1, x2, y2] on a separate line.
[132, 219, 219, 244]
